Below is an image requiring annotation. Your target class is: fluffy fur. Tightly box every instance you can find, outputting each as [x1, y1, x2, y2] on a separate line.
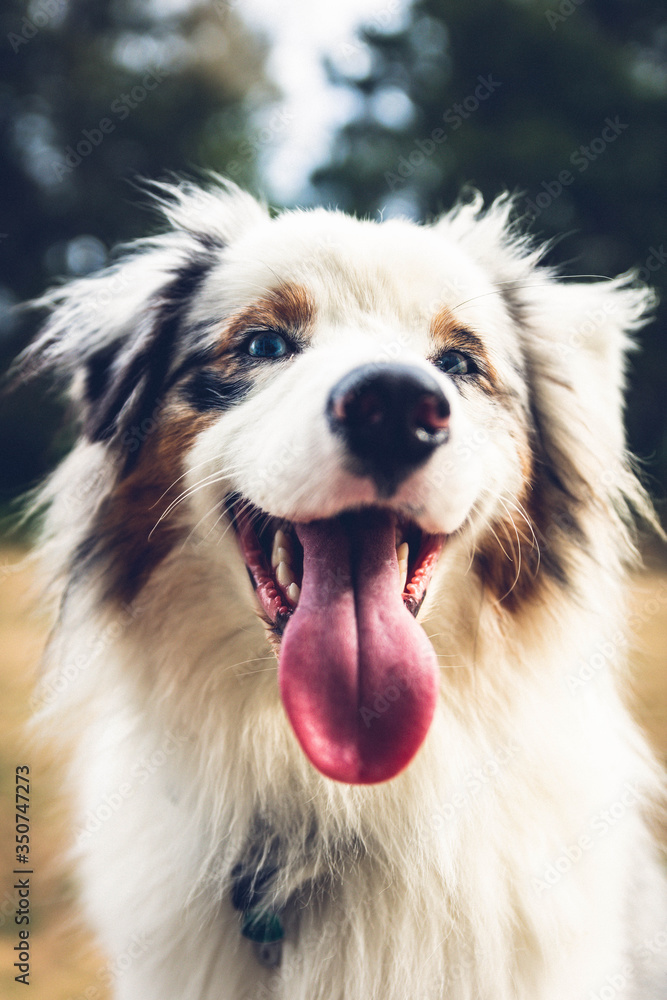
[21, 178, 666, 999]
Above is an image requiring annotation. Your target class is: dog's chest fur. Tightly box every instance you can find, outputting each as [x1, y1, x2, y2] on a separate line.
[62, 550, 665, 1000]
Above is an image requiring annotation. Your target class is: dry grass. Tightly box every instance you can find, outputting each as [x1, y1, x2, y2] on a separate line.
[0, 545, 665, 998]
[0, 548, 109, 1000]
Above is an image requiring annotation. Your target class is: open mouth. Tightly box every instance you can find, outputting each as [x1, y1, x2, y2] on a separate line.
[230, 498, 445, 634]
[229, 497, 446, 786]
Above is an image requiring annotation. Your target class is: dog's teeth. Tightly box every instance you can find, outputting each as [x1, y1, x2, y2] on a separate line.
[275, 528, 290, 550]
[287, 582, 300, 604]
[397, 541, 409, 593]
[271, 529, 292, 569]
[276, 561, 295, 588]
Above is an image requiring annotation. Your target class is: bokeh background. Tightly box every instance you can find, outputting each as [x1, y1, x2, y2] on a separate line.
[0, 0, 666, 997]
[1, 0, 667, 511]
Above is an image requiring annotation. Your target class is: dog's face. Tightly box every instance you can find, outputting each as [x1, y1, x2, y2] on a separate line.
[182, 210, 532, 783]
[187, 209, 526, 529]
[26, 180, 651, 785]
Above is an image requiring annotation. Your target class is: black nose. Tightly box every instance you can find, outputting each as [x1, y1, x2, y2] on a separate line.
[326, 362, 450, 496]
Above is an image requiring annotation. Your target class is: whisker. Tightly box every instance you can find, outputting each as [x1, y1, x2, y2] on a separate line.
[500, 494, 541, 572]
[496, 499, 523, 600]
[151, 467, 231, 520]
[186, 495, 257, 551]
[482, 519, 512, 563]
[235, 658, 281, 677]
[148, 473, 231, 539]
[182, 501, 230, 550]
[149, 454, 237, 511]
[451, 275, 613, 312]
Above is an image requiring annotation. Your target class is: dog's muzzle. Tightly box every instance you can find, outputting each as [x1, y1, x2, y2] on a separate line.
[230, 365, 451, 785]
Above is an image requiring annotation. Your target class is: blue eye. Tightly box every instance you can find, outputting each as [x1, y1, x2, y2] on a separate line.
[438, 351, 474, 376]
[246, 331, 289, 359]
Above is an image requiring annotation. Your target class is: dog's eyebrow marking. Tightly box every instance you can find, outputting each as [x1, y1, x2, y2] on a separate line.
[429, 305, 486, 356]
[429, 306, 501, 394]
[219, 282, 315, 352]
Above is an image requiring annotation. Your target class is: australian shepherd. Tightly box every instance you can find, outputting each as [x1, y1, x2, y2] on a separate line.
[20, 178, 666, 999]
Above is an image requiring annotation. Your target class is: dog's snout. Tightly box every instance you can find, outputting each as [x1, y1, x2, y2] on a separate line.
[327, 363, 450, 495]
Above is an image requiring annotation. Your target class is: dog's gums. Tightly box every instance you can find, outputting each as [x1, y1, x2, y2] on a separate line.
[231, 499, 445, 631]
[231, 499, 446, 783]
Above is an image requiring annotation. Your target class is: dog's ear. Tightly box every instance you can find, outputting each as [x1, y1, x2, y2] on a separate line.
[517, 276, 655, 462]
[511, 274, 661, 567]
[12, 178, 267, 463]
[442, 195, 654, 463]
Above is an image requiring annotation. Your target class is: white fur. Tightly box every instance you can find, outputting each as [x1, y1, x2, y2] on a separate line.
[28, 180, 666, 999]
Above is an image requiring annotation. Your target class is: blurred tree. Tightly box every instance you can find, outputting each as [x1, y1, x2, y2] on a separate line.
[312, 0, 667, 501]
[0, 0, 274, 507]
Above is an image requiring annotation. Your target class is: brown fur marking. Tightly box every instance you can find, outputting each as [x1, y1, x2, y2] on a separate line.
[429, 307, 502, 395]
[217, 283, 315, 355]
[93, 406, 217, 604]
[474, 439, 579, 611]
[473, 422, 545, 611]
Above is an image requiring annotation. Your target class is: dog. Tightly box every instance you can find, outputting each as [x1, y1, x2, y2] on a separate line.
[19, 178, 666, 999]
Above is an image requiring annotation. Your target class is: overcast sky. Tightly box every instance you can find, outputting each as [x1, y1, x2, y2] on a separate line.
[237, 0, 412, 203]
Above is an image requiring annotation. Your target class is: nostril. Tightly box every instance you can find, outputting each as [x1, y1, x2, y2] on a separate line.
[333, 386, 384, 428]
[412, 393, 450, 439]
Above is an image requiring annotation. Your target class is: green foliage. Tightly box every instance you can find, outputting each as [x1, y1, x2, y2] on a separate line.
[0, 0, 270, 503]
[313, 0, 667, 498]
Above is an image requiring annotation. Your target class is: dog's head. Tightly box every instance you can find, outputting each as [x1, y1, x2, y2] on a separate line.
[21, 178, 654, 784]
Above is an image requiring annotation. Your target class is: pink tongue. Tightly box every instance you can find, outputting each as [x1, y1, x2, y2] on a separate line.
[279, 509, 439, 784]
